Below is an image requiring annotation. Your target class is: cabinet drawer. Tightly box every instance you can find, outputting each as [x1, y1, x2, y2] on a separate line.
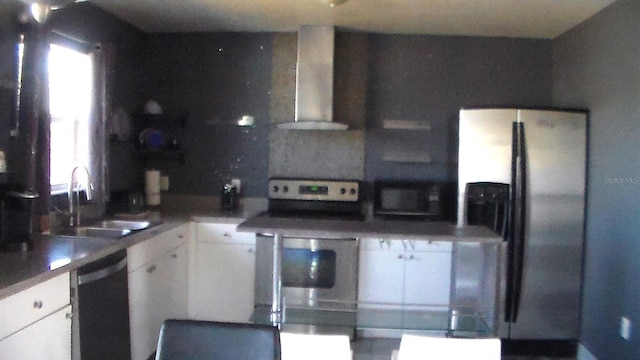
[359, 239, 402, 251]
[359, 239, 452, 252]
[0, 305, 72, 359]
[412, 240, 452, 252]
[0, 273, 70, 340]
[128, 224, 189, 273]
[197, 223, 255, 244]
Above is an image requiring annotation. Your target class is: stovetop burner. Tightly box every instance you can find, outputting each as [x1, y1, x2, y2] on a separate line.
[264, 178, 363, 221]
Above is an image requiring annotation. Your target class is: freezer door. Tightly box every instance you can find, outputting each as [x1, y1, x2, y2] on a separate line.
[505, 109, 586, 339]
[458, 108, 587, 340]
[457, 109, 516, 227]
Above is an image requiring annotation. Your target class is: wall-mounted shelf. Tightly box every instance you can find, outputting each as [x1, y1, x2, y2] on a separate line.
[383, 119, 432, 131]
[134, 113, 189, 166]
[136, 113, 188, 130]
[382, 151, 432, 164]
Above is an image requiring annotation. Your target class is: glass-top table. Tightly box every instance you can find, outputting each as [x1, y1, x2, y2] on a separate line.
[252, 303, 496, 337]
[236, 219, 503, 338]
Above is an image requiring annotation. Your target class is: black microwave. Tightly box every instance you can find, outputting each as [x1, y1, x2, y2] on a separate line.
[373, 181, 455, 221]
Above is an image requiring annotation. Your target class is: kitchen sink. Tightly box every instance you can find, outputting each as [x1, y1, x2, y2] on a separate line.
[88, 220, 153, 231]
[52, 220, 160, 239]
[72, 227, 132, 239]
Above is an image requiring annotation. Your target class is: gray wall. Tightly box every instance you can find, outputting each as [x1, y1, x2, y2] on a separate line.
[138, 32, 552, 198]
[552, 0, 640, 358]
[136, 33, 273, 197]
[365, 35, 552, 183]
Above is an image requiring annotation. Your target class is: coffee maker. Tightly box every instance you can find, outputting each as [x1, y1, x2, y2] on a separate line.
[0, 184, 39, 252]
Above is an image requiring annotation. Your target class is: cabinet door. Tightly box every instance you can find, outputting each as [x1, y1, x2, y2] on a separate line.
[358, 240, 404, 308]
[129, 243, 189, 360]
[0, 273, 70, 340]
[128, 261, 157, 360]
[403, 250, 452, 309]
[192, 242, 255, 322]
[128, 224, 188, 273]
[196, 222, 254, 244]
[0, 305, 72, 359]
[164, 243, 189, 319]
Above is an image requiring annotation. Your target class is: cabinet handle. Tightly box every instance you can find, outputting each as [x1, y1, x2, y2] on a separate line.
[248, 248, 254, 254]
[66, 312, 73, 320]
[147, 265, 157, 273]
[407, 254, 415, 260]
[401, 240, 408, 251]
[178, 234, 184, 239]
[223, 232, 231, 237]
[171, 253, 178, 258]
[397, 254, 403, 260]
[33, 300, 43, 309]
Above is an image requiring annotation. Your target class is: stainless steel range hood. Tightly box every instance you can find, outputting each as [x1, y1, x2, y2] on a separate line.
[277, 26, 348, 130]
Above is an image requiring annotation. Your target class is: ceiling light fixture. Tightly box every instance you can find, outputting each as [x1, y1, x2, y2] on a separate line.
[20, 0, 87, 23]
[30, 3, 51, 23]
[320, 0, 348, 7]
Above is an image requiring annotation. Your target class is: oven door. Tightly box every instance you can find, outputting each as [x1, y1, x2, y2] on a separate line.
[255, 234, 358, 311]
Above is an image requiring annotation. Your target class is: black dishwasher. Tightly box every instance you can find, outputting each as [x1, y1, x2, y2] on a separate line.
[77, 249, 131, 360]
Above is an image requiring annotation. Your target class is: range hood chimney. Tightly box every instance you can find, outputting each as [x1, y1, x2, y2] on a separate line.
[277, 26, 348, 130]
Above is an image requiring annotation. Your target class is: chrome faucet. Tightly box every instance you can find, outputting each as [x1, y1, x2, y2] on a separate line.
[68, 166, 93, 227]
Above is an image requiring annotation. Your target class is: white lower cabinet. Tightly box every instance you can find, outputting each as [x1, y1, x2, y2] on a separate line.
[128, 224, 189, 360]
[0, 305, 72, 360]
[358, 246, 405, 306]
[358, 239, 452, 309]
[190, 221, 255, 323]
[0, 273, 71, 359]
[358, 239, 452, 337]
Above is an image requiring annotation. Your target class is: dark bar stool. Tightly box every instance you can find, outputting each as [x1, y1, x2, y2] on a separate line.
[155, 319, 281, 360]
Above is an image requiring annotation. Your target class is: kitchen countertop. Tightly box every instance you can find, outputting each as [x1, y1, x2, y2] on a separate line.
[237, 215, 502, 243]
[0, 196, 266, 301]
[0, 195, 500, 301]
[0, 221, 184, 300]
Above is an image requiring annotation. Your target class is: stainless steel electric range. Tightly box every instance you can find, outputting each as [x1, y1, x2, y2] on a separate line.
[253, 178, 362, 337]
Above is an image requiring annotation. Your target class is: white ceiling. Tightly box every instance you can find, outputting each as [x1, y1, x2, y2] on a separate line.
[88, 0, 617, 39]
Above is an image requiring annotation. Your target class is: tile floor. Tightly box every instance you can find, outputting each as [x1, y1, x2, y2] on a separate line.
[351, 337, 577, 360]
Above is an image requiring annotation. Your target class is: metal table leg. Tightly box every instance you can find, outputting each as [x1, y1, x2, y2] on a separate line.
[270, 233, 283, 325]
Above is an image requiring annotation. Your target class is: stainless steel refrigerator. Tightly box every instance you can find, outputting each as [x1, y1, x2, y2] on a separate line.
[456, 108, 587, 340]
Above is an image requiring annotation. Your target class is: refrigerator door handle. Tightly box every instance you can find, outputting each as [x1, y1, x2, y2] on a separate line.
[505, 121, 527, 324]
[505, 122, 517, 323]
[512, 121, 527, 323]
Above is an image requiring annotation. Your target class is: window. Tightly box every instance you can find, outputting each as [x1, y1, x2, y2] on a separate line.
[48, 44, 93, 194]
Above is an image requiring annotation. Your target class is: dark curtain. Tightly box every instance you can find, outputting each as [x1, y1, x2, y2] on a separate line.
[90, 42, 116, 211]
[15, 16, 50, 232]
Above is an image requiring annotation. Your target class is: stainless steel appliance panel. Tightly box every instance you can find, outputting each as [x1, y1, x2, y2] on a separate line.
[255, 235, 358, 311]
[457, 109, 515, 227]
[76, 250, 130, 360]
[457, 108, 587, 340]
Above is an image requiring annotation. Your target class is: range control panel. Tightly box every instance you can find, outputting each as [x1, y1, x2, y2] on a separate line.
[268, 179, 360, 202]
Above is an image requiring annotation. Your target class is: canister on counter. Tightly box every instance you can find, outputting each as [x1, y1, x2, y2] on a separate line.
[221, 184, 238, 211]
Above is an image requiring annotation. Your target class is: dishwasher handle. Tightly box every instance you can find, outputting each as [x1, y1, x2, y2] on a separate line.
[78, 256, 127, 285]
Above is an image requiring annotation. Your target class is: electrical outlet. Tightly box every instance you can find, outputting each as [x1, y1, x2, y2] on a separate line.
[231, 178, 241, 194]
[620, 317, 632, 341]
